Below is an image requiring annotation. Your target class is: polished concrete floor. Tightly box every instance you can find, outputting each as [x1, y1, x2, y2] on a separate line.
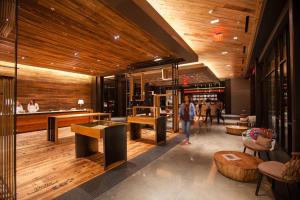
[96, 124, 274, 200]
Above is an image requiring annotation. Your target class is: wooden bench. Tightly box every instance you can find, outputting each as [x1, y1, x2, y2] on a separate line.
[48, 112, 111, 143]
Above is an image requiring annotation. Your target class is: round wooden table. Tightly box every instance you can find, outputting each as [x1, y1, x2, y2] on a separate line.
[226, 125, 248, 135]
[214, 151, 263, 182]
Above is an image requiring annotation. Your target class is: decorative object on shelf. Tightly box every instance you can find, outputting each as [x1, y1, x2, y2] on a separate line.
[78, 99, 84, 108]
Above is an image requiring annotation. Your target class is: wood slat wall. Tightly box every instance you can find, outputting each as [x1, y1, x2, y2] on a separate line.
[0, 77, 16, 200]
[16, 66, 92, 111]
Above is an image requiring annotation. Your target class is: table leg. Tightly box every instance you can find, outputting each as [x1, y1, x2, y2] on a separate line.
[103, 125, 127, 169]
[75, 133, 98, 158]
[156, 117, 166, 144]
[54, 120, 58, 143]
[130, 123, 141, 140]
[47, 117, 55, 142]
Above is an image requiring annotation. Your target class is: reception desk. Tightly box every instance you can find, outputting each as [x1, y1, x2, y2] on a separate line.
[17, 110, 91, 133]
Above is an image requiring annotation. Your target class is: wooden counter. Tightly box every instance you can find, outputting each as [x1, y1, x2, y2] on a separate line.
[48, 112, 111, 143]
[17, 110, 91, 133]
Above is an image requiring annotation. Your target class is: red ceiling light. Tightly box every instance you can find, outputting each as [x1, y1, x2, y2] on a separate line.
[183, 75, 189, 86]
[214, 33, 223, 41]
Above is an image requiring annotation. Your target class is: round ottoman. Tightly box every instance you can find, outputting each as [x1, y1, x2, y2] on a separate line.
[214, 151, 263, 182]
[226, 125, 248, 136]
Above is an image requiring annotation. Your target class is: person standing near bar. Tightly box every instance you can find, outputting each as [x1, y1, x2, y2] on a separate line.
[27, 99, 39, 113]
[179, 95, 195, 144]
[216, 99, 225, 124]
[16, 100, 24, 114]
[205, 98, 212, 125]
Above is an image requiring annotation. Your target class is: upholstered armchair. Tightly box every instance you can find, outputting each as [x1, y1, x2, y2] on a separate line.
[243, 135, 274, 160]
[255, 152, 300, 199]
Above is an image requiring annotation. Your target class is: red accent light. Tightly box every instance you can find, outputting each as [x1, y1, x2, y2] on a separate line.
[214, 33, 223, 41]
[184, 89, 224, 94]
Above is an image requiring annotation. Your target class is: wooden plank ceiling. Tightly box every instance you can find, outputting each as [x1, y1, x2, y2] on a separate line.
[147, 0, 263, 78]
[132, 63, 219, 86]
[1, 0, 178, 76]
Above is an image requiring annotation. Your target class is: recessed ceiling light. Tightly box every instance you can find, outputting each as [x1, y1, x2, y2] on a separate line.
[50, 7, 55, 11]
[233, 36, 238, 40]
[113, 35, 120, 40]
[116, 64, 120, 67]
[97, 59, 100, 62]
[154, 57, 162, 62]
[21, 56, 25, 60]
[50, 62, 54, 65]
[210, 19, 219, 24]
[6, 18, 9, 22]
[208, 10, 214, 14]
[74, 52, 79, 57]
[221, 51, 228, 55]
[226, 64, 231, 67]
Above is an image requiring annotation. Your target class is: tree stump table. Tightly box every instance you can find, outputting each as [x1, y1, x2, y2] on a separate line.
[226, 125, 248, 136]
[214, 151, 263, 182]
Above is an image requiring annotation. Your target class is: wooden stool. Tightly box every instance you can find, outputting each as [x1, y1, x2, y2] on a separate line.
[214, 151, 263, 182]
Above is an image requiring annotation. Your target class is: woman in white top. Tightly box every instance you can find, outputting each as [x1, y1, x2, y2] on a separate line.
[16, 100, 24, 113]
[27, 99, 39, 113]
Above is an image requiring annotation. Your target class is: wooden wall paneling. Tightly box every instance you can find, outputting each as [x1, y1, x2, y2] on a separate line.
[0, 0, 16, 38]
[16, 66, 92, 111]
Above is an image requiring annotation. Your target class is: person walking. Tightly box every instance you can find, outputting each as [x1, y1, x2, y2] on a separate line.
[205, 98, 212, 125]
[216, 99, 225, 124]
[179, 95, 195, 144]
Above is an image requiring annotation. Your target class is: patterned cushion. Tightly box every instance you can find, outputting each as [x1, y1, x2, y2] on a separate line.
[256, 135, 272, 149]
[258, 161, 284, 179]
[282, 159, 300, 181]
[243, 128, 275, 140]
[243, 140, 270, 151]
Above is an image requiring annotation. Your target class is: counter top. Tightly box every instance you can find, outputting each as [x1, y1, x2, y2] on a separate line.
[17, 109, 89, 116]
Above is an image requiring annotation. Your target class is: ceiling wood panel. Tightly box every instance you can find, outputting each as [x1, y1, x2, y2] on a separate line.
[147, 0, 263, 78]
[132, 64, 219, 86]
[0, 0, 178, 75]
